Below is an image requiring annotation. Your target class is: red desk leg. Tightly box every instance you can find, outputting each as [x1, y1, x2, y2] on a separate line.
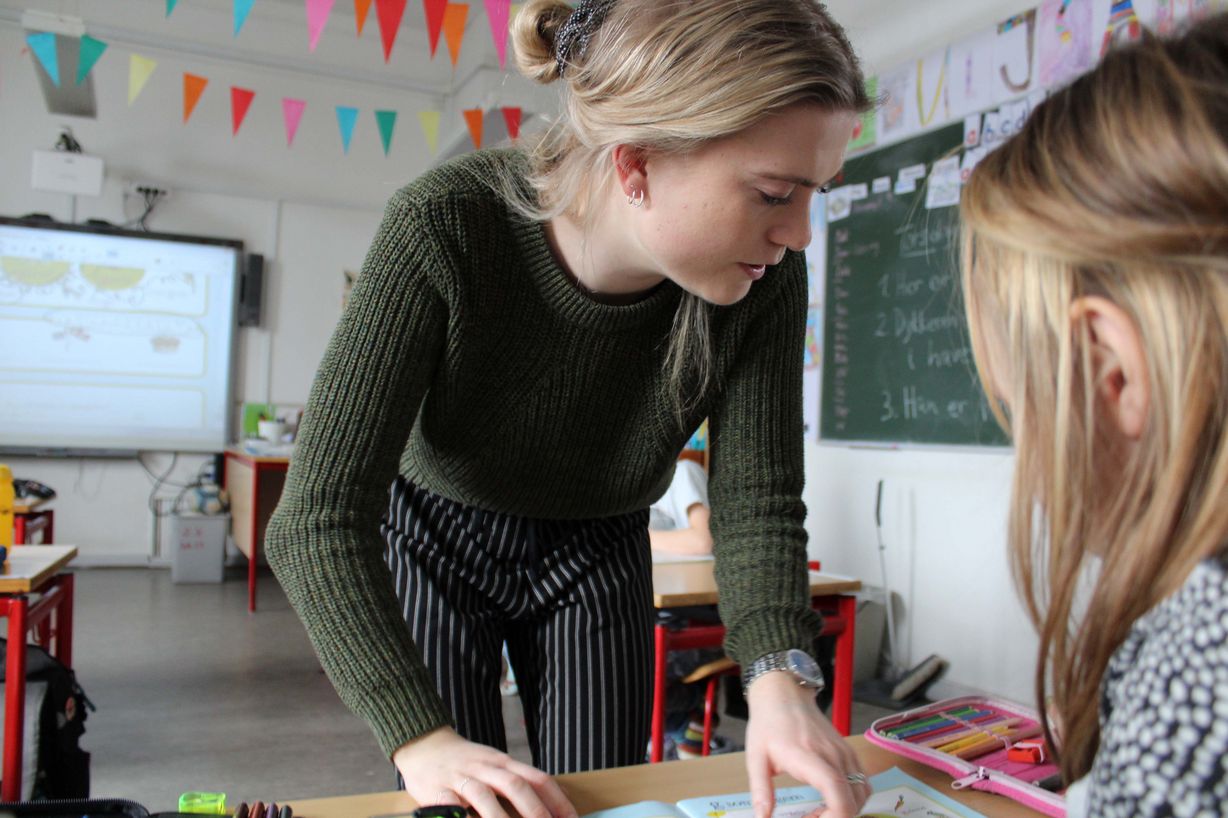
[55, 573, 74, 668]
[831, 594, 856, 736]
[2, 597, 28, 801]
[650, 623, 667, 763]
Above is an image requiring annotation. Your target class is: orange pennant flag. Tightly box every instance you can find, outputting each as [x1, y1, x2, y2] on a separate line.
[183, 73, 208, 123]
[443, 3, 468, 67]
[355, 0, 373, 34]
[463, 108, 483, 149]
[231, 86, 256, 135]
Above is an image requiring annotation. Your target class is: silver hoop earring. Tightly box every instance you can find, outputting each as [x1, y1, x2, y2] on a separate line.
[627, 188, 644, 207]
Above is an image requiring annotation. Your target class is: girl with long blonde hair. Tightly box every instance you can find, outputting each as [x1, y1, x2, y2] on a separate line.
[961, 13, 1228, 815]
[267, 1, 873, 816]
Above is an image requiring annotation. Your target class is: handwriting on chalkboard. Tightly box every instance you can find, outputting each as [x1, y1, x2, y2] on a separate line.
[820, 121, 1008, 446]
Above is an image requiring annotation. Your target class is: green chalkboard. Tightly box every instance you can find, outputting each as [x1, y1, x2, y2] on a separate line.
[820, 123, 1009, 447]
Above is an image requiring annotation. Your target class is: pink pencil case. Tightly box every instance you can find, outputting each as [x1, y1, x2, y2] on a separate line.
[865, 695, 1066, 817]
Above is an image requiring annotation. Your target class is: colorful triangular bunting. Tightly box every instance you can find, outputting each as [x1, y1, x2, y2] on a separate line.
[128, 54, 157, 105]
[283, 98, 307, 146]
[463, 107, 483, 149]
[355, 0, 373, 34]
[26, 32, 60, 87]
[235, 0, 257, 35]
[443, 3, 468, 67]
[485, 0, 510, 70]
[418, 110, 441, 153]
[231, 86, 256, 134]
[183, 72, 208, 123]
[307, 0, 336, 52]
[501, 106, 521, 141]
[424, 0, 447, 57]
[76, 35, 108, 85]
[167, 0, 180, 17]
[336, 105, 359, 153]
[376, 0, 408, 62]
[375, 109, 397, 155]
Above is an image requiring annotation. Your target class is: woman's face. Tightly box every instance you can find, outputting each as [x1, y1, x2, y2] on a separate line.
[633, 104, 856, 306]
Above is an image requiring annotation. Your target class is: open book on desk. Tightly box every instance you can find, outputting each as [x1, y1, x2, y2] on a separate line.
[584, 769, 985, 818]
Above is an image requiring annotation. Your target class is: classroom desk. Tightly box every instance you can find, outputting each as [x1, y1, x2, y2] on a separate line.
[285, 737, 1045, 818]
[222, 447, 290, 612]
[651, 563, 861, 762]
[0, 545, 77, 801]
[12, 497, 54, 545]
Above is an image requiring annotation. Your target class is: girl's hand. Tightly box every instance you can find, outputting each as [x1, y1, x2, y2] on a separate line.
[392, 726, 577, 818]
[744, 673, 871, 818]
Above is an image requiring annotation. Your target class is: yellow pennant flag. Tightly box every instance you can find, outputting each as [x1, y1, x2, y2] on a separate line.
[128, 53, 157, 105]
[418, 110, 441, 154]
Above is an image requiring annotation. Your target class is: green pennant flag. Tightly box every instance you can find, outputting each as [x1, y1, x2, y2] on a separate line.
[167, 0, 180, 16]
[375, 109, 397, 156]
[77, 35, 108, 85]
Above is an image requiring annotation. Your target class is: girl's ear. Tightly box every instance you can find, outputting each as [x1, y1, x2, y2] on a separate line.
[1069, 296, 1150, 440]
[611, 144, 648, 199]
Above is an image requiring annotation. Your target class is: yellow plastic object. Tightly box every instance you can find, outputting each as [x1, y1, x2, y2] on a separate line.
[0, 464, 13, 549]
[178, 791, 227, 814]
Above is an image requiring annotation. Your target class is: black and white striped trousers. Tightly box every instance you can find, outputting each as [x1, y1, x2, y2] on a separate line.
[382, 477, 655, 774]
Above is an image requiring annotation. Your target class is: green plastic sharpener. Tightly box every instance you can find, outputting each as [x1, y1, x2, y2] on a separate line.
[178, 791, 227, 814]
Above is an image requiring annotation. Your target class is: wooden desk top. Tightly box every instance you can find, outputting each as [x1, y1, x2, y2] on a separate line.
[224, 446, 292, 466]
[0, 545, 78, 593]
[653, 563, 861, 608]
[285, 737, 1043, 818]
[12, 496, 51, 514]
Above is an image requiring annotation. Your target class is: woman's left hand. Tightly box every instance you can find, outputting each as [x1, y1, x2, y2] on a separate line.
[743, 672, 871, 818]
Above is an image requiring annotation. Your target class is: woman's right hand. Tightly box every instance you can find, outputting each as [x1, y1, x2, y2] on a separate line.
[393, 726, 577, 818]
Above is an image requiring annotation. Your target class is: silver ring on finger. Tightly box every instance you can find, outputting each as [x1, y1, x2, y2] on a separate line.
[846, 772, 868, 786]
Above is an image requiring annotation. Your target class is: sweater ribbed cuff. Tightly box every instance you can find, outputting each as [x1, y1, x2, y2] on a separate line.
[357, 681, 456, 759]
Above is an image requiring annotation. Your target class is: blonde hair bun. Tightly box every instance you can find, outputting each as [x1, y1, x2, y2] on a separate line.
[513, 0, 574, 84]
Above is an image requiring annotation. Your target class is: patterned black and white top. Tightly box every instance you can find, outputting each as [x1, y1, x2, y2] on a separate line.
[1082, 554, 1228, 816]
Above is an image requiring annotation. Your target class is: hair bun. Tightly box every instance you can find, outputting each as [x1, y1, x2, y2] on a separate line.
[512, 0, 574, 84]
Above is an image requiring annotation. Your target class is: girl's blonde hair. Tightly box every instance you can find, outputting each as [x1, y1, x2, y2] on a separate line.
[960, 14, 1228, 783]
[505, 0, 870, 420]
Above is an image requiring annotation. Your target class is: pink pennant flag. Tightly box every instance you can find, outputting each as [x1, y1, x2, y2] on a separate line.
[283, 97, 307, 146]
[306, 0, 336, 51]
[485, 0, 510, 69]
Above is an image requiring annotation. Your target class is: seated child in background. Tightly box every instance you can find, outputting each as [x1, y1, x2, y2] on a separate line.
[648, 458, 835, 757]
[959, 14, 1228, 816]
[648, 457, 730, 758]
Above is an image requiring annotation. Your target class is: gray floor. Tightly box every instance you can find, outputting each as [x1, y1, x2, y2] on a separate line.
[66, 567, 896, 812]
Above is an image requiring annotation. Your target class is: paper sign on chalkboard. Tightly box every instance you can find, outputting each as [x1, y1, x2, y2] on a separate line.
[820, 122, 1009, 447]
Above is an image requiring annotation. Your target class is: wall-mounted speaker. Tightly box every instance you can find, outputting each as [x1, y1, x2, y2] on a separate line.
[238, 252, 264, 327]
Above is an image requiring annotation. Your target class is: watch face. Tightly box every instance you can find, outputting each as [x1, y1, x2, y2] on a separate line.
[785, 648, 823, 686]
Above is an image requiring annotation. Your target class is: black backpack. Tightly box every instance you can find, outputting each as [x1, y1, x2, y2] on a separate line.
[0, 638, 93, 799]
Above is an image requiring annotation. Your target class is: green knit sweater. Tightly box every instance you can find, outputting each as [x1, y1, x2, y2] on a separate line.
[264, 149, 818, 759]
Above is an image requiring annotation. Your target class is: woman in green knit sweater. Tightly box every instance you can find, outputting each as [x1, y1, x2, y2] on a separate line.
[264, 1, 871, 816]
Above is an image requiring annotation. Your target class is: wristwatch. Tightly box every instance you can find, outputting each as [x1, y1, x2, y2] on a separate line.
[741, 648, 826, 696]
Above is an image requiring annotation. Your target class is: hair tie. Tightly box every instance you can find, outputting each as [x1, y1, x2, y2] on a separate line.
[554, 0, 616, 78]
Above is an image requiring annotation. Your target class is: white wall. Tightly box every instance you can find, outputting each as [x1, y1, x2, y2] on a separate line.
[2, 0, 1042, 700]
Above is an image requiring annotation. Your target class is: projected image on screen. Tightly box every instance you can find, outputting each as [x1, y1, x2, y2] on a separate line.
[0, 219, 241, 454]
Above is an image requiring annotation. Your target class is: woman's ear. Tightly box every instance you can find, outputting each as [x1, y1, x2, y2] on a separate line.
[1069, 295, 1150, 440]
[611, 144, 648, 200]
